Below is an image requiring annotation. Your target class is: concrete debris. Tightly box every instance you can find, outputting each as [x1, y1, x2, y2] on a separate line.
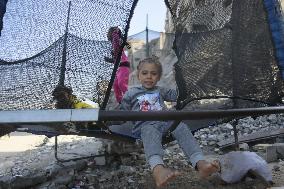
[194, 114, 284, 152]
[254, 143, 284, 163]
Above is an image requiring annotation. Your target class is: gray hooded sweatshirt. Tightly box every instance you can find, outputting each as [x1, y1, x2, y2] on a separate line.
[120, 85, 177, 111]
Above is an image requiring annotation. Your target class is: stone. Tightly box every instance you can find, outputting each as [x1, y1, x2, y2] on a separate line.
[276, 143, 284, 158]
[201, 141, 208, 146]
[208, 134, 218, 141]
[214, 148, 220, 153]
[273, 165, 280, 172]
[254, 144, 270, 151]
[255, 143, 284, 162]
[94, 156, 106, 166]
[225, 123, 233, 130]
[10, 174, 47, 189]
[56, 185, 68, 189]
[266, 145, 278, 163]
[53, 174, 73, 185]
[45, 163, 64, 177]
[239, 143, 249, 151]
[0, 175, 12, 188]
[119, 165, 136, 174]
[85, 174, 99, 184]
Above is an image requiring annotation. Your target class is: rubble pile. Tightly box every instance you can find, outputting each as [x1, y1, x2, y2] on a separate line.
[0, 114, 284, 189]
[194, 114, 284, 149]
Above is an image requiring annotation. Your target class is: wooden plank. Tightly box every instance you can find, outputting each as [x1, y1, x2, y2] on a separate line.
[0, 109, 99, 123]
[218, 128, 284, 148]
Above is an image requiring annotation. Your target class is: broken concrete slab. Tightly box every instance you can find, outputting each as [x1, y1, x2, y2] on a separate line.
[266, 145, 278, 163]
[254, 143, 284, 162]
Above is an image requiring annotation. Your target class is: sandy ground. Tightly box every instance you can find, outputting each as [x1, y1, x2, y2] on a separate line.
[0, 132, 46, 152]
[0, 132, 103, 178]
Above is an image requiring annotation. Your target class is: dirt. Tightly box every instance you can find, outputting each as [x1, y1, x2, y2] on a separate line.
[71, 146, 284, 189]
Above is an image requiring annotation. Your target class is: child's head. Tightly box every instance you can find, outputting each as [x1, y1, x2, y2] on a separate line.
[137, 55, 162, 89]
[107, 26, 131, 49]
[52, 85, 73, 109]
[107, 26, 121, 41]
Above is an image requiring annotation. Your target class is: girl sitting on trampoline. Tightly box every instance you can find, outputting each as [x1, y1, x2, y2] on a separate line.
[119, 56, 217, 187]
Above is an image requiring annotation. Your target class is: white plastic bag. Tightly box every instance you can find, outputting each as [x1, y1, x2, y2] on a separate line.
[219, 151, 272, 183]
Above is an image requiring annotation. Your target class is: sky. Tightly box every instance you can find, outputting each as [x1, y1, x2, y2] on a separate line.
[128, 0, 167, 35]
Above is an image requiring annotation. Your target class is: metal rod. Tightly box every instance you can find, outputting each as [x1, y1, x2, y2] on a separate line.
[55, 135, 58, 159]
[98, 106, 284, 121]
[59, 1, 71, 86]
[0, 106, 284, 124]
[231, 120, 240, 150]
[146, 14, 149, 57]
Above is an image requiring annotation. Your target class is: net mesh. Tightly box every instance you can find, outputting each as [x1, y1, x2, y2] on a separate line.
[1, 0, 283, 112]
[0, 0, 137, 110]
[166, 0, 284, 109]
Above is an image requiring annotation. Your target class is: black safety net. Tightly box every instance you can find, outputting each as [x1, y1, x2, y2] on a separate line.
[165, 0, 284, 109]
[0, 0, 138, 110]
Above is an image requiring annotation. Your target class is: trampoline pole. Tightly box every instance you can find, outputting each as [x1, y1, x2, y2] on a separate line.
[232, 120, 240, 151]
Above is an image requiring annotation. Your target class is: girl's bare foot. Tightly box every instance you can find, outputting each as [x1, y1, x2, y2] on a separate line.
[153, 165, 181, 188]
[197, 160, 220, 178]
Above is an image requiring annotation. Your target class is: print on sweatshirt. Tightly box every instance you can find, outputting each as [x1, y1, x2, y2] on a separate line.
[137, 93, 162, 111]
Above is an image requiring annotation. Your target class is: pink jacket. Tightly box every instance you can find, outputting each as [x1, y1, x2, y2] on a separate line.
[112, 28, 129, 63]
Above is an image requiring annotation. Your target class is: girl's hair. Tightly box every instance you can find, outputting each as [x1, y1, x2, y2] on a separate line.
[107, 26, 121, 41]
[52, 85, 73, 109]
[107, 26, 131, 49]
[137, 55, 162, 76]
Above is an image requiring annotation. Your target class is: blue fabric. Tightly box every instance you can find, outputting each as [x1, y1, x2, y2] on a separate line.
[139, 121, 205, 169]
[0, 0, 8, 36]
[263, 0, 284, 78]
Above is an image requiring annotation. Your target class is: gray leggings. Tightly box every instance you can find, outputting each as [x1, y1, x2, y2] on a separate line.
[136, 121, 205, 170]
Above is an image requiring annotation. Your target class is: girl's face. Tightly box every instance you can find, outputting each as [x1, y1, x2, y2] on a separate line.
[137, 63, 161, 89]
